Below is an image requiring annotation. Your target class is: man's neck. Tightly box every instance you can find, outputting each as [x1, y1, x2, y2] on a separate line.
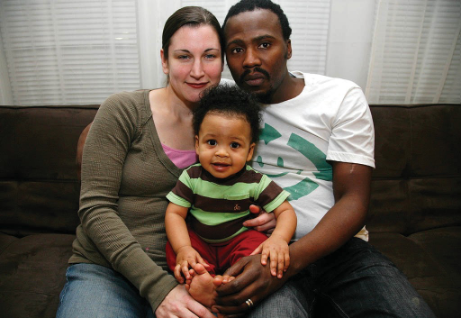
[270, 71, 305, 104]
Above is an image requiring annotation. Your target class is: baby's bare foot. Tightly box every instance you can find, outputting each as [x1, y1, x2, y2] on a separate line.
[188, 263, 223, 308]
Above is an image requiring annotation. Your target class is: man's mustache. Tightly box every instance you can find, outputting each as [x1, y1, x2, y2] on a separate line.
[240, 68, 271, 83]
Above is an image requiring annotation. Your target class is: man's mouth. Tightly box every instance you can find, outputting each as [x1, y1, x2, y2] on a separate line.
[240, 68, 270, 87]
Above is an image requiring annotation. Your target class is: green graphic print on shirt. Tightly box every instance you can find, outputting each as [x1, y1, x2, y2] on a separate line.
[256, 123, 332, 201]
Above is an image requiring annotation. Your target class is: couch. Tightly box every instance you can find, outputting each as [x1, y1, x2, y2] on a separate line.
[0, 104, 460, 317]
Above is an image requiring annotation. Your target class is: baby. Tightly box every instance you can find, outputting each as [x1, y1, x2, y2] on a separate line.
[165, 84, 297, 308]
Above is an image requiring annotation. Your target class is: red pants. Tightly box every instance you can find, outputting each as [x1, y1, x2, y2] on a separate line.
[166, 228, 268, 275]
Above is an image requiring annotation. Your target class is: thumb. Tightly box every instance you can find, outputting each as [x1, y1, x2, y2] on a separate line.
[250, 244, 263, 256]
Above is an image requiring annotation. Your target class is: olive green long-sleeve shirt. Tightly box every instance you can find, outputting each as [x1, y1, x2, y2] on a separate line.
[69, 90, 180, 310]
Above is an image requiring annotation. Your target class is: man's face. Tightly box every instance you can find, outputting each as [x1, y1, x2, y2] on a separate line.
[224, 9, 291, 103]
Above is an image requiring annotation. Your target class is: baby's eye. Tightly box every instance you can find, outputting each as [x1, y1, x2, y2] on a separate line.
[207, 140, 217, 146]
[230, 142, 240, 149]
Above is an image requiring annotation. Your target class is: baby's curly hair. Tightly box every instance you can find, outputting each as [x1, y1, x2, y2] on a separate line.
[193, 85, 262, 143]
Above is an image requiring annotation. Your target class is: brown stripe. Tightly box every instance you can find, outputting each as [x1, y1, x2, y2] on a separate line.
[171, 180, 194, 202]
[256, 181, 285, 208]
[190, 215, 252, 241]
[194, 195, 254, 213]
[200, 167, 264, 185]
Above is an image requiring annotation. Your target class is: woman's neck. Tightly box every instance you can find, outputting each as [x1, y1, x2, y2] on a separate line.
[149, 88, 197, 151]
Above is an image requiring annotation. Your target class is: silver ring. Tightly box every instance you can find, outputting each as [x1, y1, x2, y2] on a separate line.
[245, 299, 254, 308]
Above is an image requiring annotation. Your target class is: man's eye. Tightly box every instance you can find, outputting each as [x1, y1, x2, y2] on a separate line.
[230, 142, 240, 149]
[207, 140, 217, 146]
[259, 43, 271, 49]
[231, 47, 243, 54]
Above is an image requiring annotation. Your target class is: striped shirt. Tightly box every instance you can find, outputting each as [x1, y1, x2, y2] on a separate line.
[167, 164, 290, 243]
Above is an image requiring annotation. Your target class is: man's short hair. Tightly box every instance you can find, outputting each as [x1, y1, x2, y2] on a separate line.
[223, 0, 292, 41]
[194, 85, 262, 144]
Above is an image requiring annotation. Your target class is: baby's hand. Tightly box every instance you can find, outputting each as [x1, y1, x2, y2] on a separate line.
[174, 246, 209, 283]
[251, 235, 290, 279]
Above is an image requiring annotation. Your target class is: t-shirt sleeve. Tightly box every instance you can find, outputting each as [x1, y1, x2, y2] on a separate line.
[166, 170, 193, 208]
[326, 86, 375, 168]
[255, 174, 291, 212]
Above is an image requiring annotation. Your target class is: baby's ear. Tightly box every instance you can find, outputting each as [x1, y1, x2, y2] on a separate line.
[247, 143, 256, 161]
[195, 136, 200, 155]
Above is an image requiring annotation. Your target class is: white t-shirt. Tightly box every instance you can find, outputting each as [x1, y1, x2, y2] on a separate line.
[250, 72, 375, 241]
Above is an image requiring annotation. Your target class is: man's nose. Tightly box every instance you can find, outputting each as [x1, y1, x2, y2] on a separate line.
[243, 48, 262, 68]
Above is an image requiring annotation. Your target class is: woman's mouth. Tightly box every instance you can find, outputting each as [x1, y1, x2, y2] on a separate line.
[187, 82, 208, 89]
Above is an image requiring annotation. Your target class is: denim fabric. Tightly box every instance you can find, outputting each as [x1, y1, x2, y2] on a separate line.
[56, 263, 155, 318]
[249, 238, 436, 318]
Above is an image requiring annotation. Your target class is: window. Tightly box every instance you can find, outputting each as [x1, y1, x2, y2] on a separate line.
[365, 0, 460, 104]
[0, 0, 140, 105]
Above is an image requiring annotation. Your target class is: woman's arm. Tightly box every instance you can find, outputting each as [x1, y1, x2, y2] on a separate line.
[213, 162, 372, 316]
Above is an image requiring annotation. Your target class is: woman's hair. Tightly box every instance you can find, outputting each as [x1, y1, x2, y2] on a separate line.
[162, 6, 225, 60]
[193, 85, 262, 144]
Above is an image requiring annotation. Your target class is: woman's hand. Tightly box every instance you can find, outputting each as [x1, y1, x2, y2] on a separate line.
[155, 285, 216, 318]
[243, 205, 276, 234]
[212, 255, 288, 317]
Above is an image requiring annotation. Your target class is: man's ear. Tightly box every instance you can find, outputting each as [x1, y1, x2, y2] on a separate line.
[247, 143, 256, 161]
[286, 39, 292, 60]
[161, 49, 169, 74]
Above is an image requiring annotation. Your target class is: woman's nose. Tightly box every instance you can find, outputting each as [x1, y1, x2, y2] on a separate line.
[190, 59, 205, 79]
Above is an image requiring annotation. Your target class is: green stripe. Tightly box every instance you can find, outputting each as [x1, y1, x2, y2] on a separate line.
[190, 208, 250, 226]
[166, 192, 191, 208]
[263, 190, 290, 212]
[188, 178, 267, 200]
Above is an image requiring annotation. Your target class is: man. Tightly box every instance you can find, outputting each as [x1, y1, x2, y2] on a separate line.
[213, 0, 436, 317]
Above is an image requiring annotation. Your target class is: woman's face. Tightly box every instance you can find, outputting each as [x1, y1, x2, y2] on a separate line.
[162, 25, 223, 105]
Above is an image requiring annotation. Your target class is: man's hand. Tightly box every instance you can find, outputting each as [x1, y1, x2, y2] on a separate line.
[212, 255, 288, 317]
[243, 205, 276, 234]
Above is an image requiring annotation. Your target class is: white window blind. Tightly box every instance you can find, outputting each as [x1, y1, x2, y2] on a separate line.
[181, 0, 331, 80]
[0, 0, 140, 105]
[365, 0, 461, 104]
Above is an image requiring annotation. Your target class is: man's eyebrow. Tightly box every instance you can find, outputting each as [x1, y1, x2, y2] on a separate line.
[226, 34, 276, 47]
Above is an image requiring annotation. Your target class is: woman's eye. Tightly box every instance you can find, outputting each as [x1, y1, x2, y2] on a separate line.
[178, 55, 189, 60]
[207, 140, 217, 146]
[230, 142, 240, 149]
[205, 54, 216, 60]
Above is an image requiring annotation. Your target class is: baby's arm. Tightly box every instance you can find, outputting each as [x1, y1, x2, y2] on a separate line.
[251, 201, 297, 278]
[165, 203, 209, 283]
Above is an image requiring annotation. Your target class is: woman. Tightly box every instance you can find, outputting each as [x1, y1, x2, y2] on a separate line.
[57, 7, 224, 318]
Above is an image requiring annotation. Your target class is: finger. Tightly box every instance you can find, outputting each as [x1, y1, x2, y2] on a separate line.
[270, 252, 278, 277]
[181, 262, 191, 280]
[250, 244, 262, 256]
[284, 253, 290, 272]
[277, 252, 285, 278]
[260, 249, 268, 265]
[174, 264, 184, 283]
[248, 204, 261, 214]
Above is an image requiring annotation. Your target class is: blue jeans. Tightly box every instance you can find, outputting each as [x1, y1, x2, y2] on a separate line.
[249, 238, 436, 318]
[56, 263, 155, 318]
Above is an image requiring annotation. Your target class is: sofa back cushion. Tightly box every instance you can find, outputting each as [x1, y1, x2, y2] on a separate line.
[367, 104, 461, 235]
[0, 106, 98, 236]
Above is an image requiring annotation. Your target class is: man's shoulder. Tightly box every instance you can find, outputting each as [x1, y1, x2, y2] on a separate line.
[292, 71, 361, 90]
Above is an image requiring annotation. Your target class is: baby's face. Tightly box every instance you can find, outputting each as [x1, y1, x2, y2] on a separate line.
[195, 112, 255, 179]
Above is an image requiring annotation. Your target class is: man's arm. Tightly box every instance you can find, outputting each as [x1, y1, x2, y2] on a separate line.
[213, 162, 372, 316]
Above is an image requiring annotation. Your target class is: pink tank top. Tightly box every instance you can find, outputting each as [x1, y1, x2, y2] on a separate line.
[161, 143, 197, 169]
